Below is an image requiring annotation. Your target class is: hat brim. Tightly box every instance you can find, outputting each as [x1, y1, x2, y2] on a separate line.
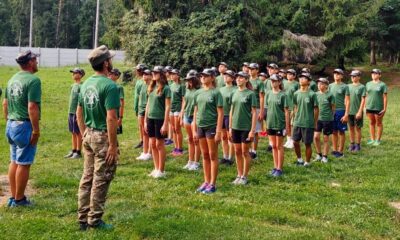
[333, 71, 344, 75]
[299, 75, 311, 80]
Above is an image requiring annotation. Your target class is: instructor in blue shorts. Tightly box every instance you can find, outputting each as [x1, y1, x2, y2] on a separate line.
[3, 50, 41, 207]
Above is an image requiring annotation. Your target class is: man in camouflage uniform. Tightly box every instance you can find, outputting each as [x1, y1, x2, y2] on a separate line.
[76, 45, 120, 230]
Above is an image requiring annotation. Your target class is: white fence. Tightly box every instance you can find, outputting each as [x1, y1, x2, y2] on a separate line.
[0, 46, 125, 67]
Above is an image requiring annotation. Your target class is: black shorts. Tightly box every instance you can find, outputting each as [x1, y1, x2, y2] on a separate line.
[267, 129, 286, 136]
[366, 109, 381, 115]
[348, 115, 363, 128]
[197, 127, 216, 139]
[68, 113, 80, 134]
[231, 129, 251, 144]
[315, 120, 333, 135]
[292, 127, 314, 145]
[147, 118, 167, 139]
[117, 125, 123, 135]
[222, 116, 230, 130]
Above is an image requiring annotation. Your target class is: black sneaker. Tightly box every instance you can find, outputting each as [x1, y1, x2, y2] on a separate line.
[295, 160, 304, 166]
[219, 158, 228, 164]
[79, 222, 89, 231]
[134, 141, 143, 149]
[250, 152, 257, 159]
[89, 220, 113, 230]
[225, 159, 234, 165]
[267, 145, 273, 152]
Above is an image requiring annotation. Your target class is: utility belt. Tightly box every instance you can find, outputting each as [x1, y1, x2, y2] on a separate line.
[87, 127, 107, 134]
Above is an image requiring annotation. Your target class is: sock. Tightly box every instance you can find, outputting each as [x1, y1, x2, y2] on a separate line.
[15, 196, 26, 202]
[318, 153, 322, 157]
[323, 155, 328, 158]
[253, 150, 257, 154]
[77, 150, 81, 155]
[72, 149, 77, 153]
[223, 155, 229, 159]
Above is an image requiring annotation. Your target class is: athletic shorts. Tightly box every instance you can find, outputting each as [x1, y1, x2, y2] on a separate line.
[169, 111, 180, 117]
[333, 110, 348, 132]
[348, 115, 363, 128]
[231, 129, 251, 144]
[366, 109, 381, 115]
[255, 108, 262, 133]
[315, 120, 333, 135]
[197, 127, 216, 139]
[147, 118, 167, 139]
[138, 111, 145, 117]
[6, 120, 37, 165]
[183, 115, 193, 125]
[292, 127, 314, 145]
[267, 129, 286, 137]
[289, 110, 295, 125]
[222, 115, 230, 130]
[68, 113, 80, 134]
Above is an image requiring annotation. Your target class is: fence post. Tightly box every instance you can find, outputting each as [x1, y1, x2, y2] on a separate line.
[76, 48, 78, 65]
[57, 48, 60, 67]
[38, 47, 41, 66]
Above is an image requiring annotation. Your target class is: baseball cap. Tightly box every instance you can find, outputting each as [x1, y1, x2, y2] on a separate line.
[135, 64, 147, 71]
[371, 69, 382, 74]
[170, 69, 180, 75]
[15, 50, 40, 65]
[299, 72, 312, 80]
[143, 69, 152, 75]
[236, 71, 250, 78]
[219, 62, 228, 67]
[88, 45, 115, 66]
[268, 63, 279, 69]
[152, 66, 164, 73]
[333, 68, 344, 75]
[350, 70, 362, 77]
[249, 63, 259, 69]
[287, 69, 297, 75]
[243, 62, 250, 67]
[70, 67, 85, 76]
[200, 68, 214, 76]
[317, 77, 329, 84]
[270, 74, 282, 81]
[258, 72, 268, 78]
[223, 70, 236, 78]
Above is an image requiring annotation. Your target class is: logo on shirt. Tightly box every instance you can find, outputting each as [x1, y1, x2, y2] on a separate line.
[8, 81, 23, 98]
[84, 86, 99, 109]
[207, 96, 214, 103]
[338, 89, 343, 94]
[305, 97, 310, 103]
[376, 86, 381, 91]
[240, 96, 248, 103]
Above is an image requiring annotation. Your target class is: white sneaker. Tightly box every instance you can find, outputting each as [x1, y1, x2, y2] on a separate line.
[232, 176, 241, 185]
[304, 162, 311, 167]
[321, 157, 328, 163]
[154, 170, 166, 179]
[283, 140, 290, 148]
[142, 153, 152, 161]
[183, 161, 193, 169]
[148, 169, 157, 177]
[314, 154, 322, 162]
[285, 139, 294, 149]
[136, 153, 146, 160]
[239, 176, 248, 185]
[188, 162, 200, 171]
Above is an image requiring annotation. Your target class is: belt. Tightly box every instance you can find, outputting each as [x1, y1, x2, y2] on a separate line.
[10, 119, 30, 122]
[87, 127, 107, 133]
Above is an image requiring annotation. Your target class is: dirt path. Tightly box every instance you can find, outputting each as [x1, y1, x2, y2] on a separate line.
[0, 175, 35, 207]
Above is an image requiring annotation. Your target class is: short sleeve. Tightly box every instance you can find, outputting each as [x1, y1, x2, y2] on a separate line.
[4, 87, 7, 99]
[383, 83, 387, 93]
[293, 92, 297, 106]
[105, 84, 121, 110]
[164, 86, 171, 98]
[345, 85, 350, 96]
[313, 93, 318, 107]
[119, 86, 125, 99]
[216, 91, 223, 107]
[28, 78, 41, 103]
[283, 93, 288, 108]
[331, 94, 336, 105]
[181, 84, 186, 96]
[251, 92, 257, 108]
[259, 81, 265, 93]
[78, 91, 83, 106]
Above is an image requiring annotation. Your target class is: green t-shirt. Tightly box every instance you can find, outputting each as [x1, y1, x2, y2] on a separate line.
[170, 81, 186, 112]
[194, 88, 223, 128]
[184, 88, 199, 117]
[147, 85, 171, 120]
[310, 80, 318, 92]
[78, 75, 120, 130]
[133, 79, 143, 113]
[5, 71, 41, 120]
[348, 83, 366, 115]
[316, 91, 335, 121]
[231, 88, 257, 131]
[68, 83, 81, 114]
[264, 79, 272, 95]
[138, 82, 148, 116]
[250, 78, 265, 109]
[283, 80, 299, 111]
[266, 91, 288, 130]
[329, 82, 349, 111]
[219, 85, 237, 116]
[366, 81, 387, 111]
[117, 84, 124, 100]
[293, 90, 318, 128]
[216, 75, 225, 89]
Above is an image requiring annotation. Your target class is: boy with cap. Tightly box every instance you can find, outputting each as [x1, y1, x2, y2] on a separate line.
[264, 63, 280, 151]
[301, 68, 317, 92]
[292, 72, 319, 166]
[249, 63, 265, 159]
[329, 69, 350, 158]
[283, 69, 299, 149]
[242, 62, 250, 74]
[133, 64, 146, 149]
[348, 70, 366, 151]
[216, 62, 228, 89]
[4, 50, 41, 207]
[164, 65, 174, 146]
[64, 68, 85, 159]
[109, 68, 125, 135]
[76, 45, 120, 230]
[314, 78, 335, 163]
[258, 72, 268, 137]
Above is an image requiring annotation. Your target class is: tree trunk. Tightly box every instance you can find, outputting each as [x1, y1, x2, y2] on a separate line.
[370, 41, 377, 65]
[55, 0, 63, 47]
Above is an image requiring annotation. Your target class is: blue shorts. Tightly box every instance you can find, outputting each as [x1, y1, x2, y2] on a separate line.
[333, 110, 348, 132]
[184, 115, 193, 125]
[68, 113, 80, 134]
[6, 120, 37, 165]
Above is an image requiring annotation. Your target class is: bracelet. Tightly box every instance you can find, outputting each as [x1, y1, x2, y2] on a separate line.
[32, 131, 40, 135]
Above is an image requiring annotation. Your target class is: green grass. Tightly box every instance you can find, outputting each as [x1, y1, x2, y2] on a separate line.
[0, 65, 400, 239]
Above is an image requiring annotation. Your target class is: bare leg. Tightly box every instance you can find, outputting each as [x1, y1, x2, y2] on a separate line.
[305, 144, 312, 163]
[242, 142, 251, 177]
[332, 131, 338, 151]
[150, 138, 159, 170]
[314, 132, 321, 154]
[206, 137, 219, 185]
[174, 116, 183, 149]
[367, 113, 376, 140]
[323, 135, 330, 156]
[234, 143, 243, 176]
[8, 162, 18, 198]
[356, 127, 362, 144]
[222, 129, 229, 159]
[294, 141, 301, 159]
[269, 135, 278, 169]
[199, 138, 210, 183]
[156, 139, 166, 172]
[338, 132, 346, 153]
[277, 136, 284, 170]
[376, 114, 384, 141]
[15, 165, 31, 200]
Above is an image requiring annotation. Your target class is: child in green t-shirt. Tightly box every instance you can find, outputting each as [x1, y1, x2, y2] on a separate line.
[109, 69, 125, 135]
[292, 73, 319, 166]
[169, 69, 185, 156]
[64, 68, 85, 159]
[348, 70, 366, 151]
[366, 69, 388, 146]
[136, 69, 152, 161]
[314, 78, 335, 163]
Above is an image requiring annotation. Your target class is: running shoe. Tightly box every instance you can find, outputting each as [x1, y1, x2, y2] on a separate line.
[366, 139, 375, 145]
[202, 184, 216, 194]
[196, 182, 209, 192]
[373, 140, 381, 146]
[232, 176, 241, 185]
[134, 141, 143, 149]
[272, 169, 283, 177]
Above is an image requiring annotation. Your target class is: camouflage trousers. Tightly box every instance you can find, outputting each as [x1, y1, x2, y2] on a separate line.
[78, 129, 118, 225]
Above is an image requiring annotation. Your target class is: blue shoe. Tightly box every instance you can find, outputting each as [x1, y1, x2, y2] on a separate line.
[164, 139, 174, 146]
[202, 184, 216, 194]
[11, 196, 32, 207]
[273, 169, 283, 177]
[331, 151, 338, 156]
[89, 220, 113, 230]
[196, 182, 209, 192]
[335, 152, 344, 158]
[7, 197, 15, 207]
[270, 168, 277, 175]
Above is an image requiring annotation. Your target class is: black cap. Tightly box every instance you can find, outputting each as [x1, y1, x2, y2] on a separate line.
[211, 67, 218, 76]
[170, 69, 180, 75]
[287, 69, 297, 75]
[317, 77, 329, 84]
[249, 63, 259, 69]
[258, 72, 268, 78]
[143, 69, 152, 75]
[270, 74, 282, 81]
[152, 66, 164, 73]
[200, 68, 214, 76]
[333, 68, 344, 75]
[268, 63, 279, 69]
[371, 69, 382, 74]
[188, 69, 198, 76]
[279, 69, 287, 74]
[164, 66, 173, 72]
[301, 67, 310, 73]
[135, 63, 147, 71]
[350, 70, 362, 77]
[243, 62, 250, 67]
[15, 50, 40, 65]
[70, 67, 85, 76]
[110, 68, 121, 76]
[299, 72, 312, 80]
[219, 62, 228, 67]
[236, 71, 250, 79]
[224, 70, 236, 78]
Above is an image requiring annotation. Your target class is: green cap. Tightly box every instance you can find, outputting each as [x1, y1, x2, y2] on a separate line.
[88, 45, 115, 66]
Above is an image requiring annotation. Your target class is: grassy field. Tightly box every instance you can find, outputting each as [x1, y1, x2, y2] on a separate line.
[0, 65, 400, 239]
